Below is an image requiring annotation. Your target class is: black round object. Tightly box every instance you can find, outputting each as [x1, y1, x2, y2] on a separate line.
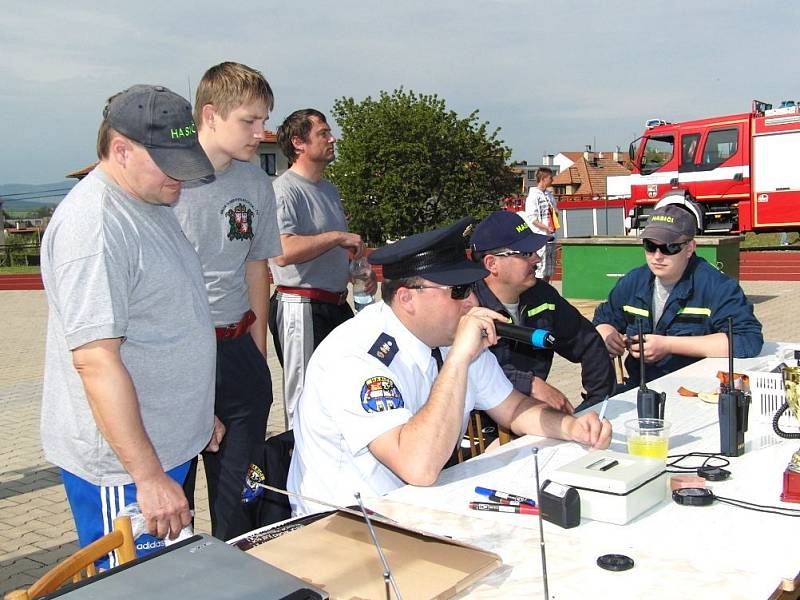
[597, 554, 635, 572]
[697, 466, 731, 481]
[673, 487, 715, 506]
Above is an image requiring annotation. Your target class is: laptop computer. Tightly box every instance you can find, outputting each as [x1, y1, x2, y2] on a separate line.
[41, 534, 328, 599]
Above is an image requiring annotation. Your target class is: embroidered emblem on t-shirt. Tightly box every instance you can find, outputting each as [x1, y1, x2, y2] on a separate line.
[360, 376, 404, 413]
[241, 463, 265, 503]
[368, 333, 398, 366]
[225, 202, 254, 241]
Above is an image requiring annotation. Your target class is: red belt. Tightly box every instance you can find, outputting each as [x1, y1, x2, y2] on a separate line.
[215, 310, 256, 341]
[276, 286, 348, 305]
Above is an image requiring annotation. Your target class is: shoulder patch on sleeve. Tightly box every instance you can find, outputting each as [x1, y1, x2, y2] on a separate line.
[361, 376, 404, 413]
[368, 333, 399, 366]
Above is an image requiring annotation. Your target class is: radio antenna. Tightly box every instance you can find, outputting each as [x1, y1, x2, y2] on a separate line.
[635, 317, 666, 419]
[637, 318, 647, 392]
[727, 317, 735, 393]
[354, 492, 403, 600]
[533, 448, 549, 598]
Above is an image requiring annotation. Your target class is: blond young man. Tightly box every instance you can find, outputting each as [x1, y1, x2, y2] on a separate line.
[174, 62, 281, 540]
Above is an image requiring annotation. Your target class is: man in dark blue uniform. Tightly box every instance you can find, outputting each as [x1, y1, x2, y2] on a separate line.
[593, 205, 763, 386]
[471, 211, 615, 412]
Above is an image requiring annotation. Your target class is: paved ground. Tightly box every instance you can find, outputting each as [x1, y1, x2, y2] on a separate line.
[2, 281, 800, 595]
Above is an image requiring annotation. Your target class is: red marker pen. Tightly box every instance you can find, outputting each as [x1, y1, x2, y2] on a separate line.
[469, 501, 539, 515]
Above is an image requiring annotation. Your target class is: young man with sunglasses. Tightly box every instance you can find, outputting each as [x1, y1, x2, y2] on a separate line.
[593, 205, 763, 386]
[471, 211, 614, 413]
[287, 218, 611, 515]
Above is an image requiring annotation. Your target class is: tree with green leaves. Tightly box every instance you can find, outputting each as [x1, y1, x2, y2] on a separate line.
[328, 89, 517, 244]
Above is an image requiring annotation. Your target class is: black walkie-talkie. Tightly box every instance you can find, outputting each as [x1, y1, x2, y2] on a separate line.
[636, 318, 666, 420]
[718, 317, 750, 456]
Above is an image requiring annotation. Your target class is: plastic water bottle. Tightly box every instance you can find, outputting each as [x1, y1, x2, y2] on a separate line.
[118, 502, 194, 548]
[350, 257, 376, 311]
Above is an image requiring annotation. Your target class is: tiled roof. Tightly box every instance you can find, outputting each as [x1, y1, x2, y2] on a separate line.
[66, 163, 97, 179]
[260, 130, 278, 143]
[551, 155, 631, 195]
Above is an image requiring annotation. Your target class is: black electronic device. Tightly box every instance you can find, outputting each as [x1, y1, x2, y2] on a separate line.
[538, 479, 580, 529]
[672, 487, 715, 507]
[494, 321, 555, 349]
[596, 554, 635, 572]
[697, 466, 731, 481]
[718, 317, 750, 457]
[635, 318, 666, 420]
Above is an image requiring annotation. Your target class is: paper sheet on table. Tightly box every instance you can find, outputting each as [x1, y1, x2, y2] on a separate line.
[385, 442, 588, 530]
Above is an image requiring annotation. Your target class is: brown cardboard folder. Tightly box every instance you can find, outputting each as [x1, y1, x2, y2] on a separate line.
[246, 510, 502, 599]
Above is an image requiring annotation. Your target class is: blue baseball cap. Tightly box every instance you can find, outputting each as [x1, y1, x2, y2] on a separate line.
[470, 211, 552, 253]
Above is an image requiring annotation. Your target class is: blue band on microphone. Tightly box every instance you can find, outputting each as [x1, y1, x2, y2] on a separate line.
[532, 329, 549, 348]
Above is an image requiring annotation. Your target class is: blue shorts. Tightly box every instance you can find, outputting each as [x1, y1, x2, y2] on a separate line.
[61, 461, 191, 569]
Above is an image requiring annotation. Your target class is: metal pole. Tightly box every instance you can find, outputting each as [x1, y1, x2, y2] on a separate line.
[354, 492, 403, 600]
[533, 448, 549, 598]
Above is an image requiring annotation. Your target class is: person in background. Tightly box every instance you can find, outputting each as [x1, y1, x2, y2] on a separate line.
[523, 167, 558, 283]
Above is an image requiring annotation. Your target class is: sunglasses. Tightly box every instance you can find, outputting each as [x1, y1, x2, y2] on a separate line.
[643, 239, 689, 256]
[490, 249, 537, 258]
[405, 282, 475, 300]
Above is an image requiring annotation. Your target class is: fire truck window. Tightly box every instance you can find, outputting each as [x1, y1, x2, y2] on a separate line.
[641, 136, 674, 174]
[702, 128, 738, 166]
[681, 134, 700, 165]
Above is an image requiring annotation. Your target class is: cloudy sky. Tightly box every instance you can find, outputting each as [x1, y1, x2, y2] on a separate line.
[1, 0, 797, 184]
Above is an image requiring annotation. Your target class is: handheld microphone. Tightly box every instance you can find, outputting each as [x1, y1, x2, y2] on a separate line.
[494, 321, 554, 349]
[635, 318, 666, 420]
[718, 317, 750, 456]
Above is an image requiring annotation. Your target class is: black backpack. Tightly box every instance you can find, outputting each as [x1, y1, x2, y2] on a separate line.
[242, 430, 295, 529]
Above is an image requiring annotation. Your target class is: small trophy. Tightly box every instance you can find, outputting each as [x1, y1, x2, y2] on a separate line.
[777, 367, 800, 503]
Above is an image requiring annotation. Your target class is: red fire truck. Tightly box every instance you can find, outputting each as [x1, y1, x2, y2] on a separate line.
[612, 100, 800, 234]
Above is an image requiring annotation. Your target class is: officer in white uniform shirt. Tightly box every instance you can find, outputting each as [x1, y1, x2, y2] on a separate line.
[287, 218, 612, 516]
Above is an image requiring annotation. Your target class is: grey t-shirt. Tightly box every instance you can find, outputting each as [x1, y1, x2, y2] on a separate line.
[652, 277, 675, 327]
[501, 301, 521, 325]
[174, 159, 281, 325]
[40, 167, 216, 486]
[269, 169, 350, 292]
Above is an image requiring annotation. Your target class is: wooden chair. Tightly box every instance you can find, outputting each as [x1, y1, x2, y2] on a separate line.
[5, 516, 136, 600]
[614, 355, 626, 386]
[456, 411, 513, 463]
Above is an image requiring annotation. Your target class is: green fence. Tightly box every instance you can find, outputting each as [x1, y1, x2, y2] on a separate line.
[560, 236, 742, 300]
[0, 243, 41, 268]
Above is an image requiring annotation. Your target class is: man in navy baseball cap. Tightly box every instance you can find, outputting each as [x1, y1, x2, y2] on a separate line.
[471, 211, 615, 416]
[470, 210, 552, 255]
